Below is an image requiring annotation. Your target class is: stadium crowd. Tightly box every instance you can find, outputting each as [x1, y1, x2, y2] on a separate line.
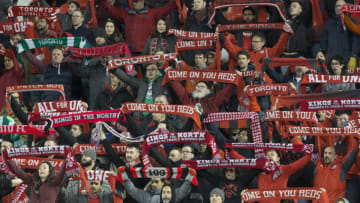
[1, 0, 360, 202]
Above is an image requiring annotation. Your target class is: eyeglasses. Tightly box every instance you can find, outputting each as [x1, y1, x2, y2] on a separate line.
[182, 150, 193, 154]
[251, 41, 262, 43]
[232, 133, 239, 137]
[147, 68, 158, 72]
[196, 85, 206, 89]
[225, 169, 235, 173]
[72, 15, 82, 18]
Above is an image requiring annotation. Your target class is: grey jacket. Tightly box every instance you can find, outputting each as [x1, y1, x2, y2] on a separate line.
[0, 0, 12, 22]
[114, 68, 168, 118]
[123, 176, 192, 203]
[65, 179, 113, 203]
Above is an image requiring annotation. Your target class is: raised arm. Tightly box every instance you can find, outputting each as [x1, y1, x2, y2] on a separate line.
[169, 81, 191, 105]
[283, 154, 311, 176]
[100, 1, 126, 22]
[7, 160, 33, 184]
[153, 0, 176, 19]
[268, 32, 290, 57]
[113, 68, 141, 89]
[213, 84, 235, 107]
[24, 51, 48, 73]
[51, 159, 68, 185]
[100, 137, 125, 167]
[122, 172, 152, 202]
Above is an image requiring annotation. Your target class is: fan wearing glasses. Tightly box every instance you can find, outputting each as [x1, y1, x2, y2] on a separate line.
[230, 128, 254, 158]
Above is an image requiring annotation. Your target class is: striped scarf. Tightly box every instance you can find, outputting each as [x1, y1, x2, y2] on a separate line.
[17, 37, 88, 53]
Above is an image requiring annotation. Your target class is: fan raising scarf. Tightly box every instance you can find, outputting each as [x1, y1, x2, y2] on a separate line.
[17, 37, 88, 53]
[162, 69, 240, 86]
[247, 83, 291, 96]
[48, 109, 121, 128]
[241, 187, 329, 203]
[265, 111, 318, 123]
[202, 112, 265, 158]
[300, 98, 360, 111]
[121, 103, 201, 129]
[142, 131, 220, 167]
[73, 143, 140, 155]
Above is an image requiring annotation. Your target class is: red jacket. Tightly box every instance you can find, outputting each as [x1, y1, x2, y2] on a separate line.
[257, 154, 311, 203]
[169, 81, 235, 113]
[224, 32, 290, 72]
[101, 0, 176, 52]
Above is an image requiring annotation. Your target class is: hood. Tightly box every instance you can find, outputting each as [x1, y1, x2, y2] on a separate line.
[160, 184, 176, 203]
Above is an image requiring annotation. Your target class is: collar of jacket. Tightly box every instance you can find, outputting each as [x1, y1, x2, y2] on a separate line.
[128, 6, 149, 14]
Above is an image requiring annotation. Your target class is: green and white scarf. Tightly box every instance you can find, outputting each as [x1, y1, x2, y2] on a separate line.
[17, 37, 89, 53]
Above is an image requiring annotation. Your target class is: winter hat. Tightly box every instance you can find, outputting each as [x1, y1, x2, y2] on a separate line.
[210, 188, 224, 201]
[336, 197, 350, 203]
[82, 148, 97, 161]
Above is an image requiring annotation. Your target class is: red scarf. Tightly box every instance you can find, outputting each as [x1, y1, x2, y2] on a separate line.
[183, 158, 281, 180]
[8, 6, 57, 22]
[168, 29, 218, 40]
[108, 53, 176, 70]
[176, 39, 214, 51]
[299, 98, 360, 111]
[121, 103, 201, 129]
[0, 125, 55, 137]
[225, 143, 314, 154]
[162, 69, 240, 86]
[247, 83, 291, 96]
[73, 144, 138, 155]
[203, 112, 265, 158]
[265, 111, 318, 123]
[35, 100, 85, 113]
[48, 109, 121, 128]
[0, 22, 30, 34]
[6, 84, 65, 115]
[69, 43, 131, 57]
[28, 112, 78, 122]
[286, 126, 360, 138]
[241, 187, 329, 203]
[218, 23, 285, 32]
[142, 131, 220, 167]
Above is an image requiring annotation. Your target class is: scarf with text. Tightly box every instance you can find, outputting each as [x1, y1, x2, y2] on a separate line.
[300, 74, 360, 93]
[169, 29, 221, 70]
[343, 12, 360, 36]
[203, 112, 265, 158]
[142, 131, 220, 167]
[1, 146, 79, 176]
[8, 6, 57, 22]
[241, 187, 329, 203]
[162, 69, 240, 86]
[176, 39, 214, 51]
[28, 111, 80, 122]
[272, 89, 360, 110]
[5, 84, 65, 116]
[225, 143, 314, 154]
[11, 157, 64, 170]
[342, 4, 360, 13]
[286, 126, 360, 139]
[218, 23, 285, 32]
[69, 43, 129, 58]
[48, 109, 121, 128]
[265, 111, 318, 123]
[17, 37, 88, 53]
[209, 1, 286, 25]
[108, 53, 177, 70]
[73, 143, 140, 155]
[0, 159, 25, 203]
[0, 22, 30, 34]
[182, 159, 281, 180]
[35, 100, 85, 113]
[247, 83, 291, 96]
[116, 167, 198, 186]
[0, 125, 56, 137]
[299, 98, 360, 111]
[121, 103, 201, 129]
